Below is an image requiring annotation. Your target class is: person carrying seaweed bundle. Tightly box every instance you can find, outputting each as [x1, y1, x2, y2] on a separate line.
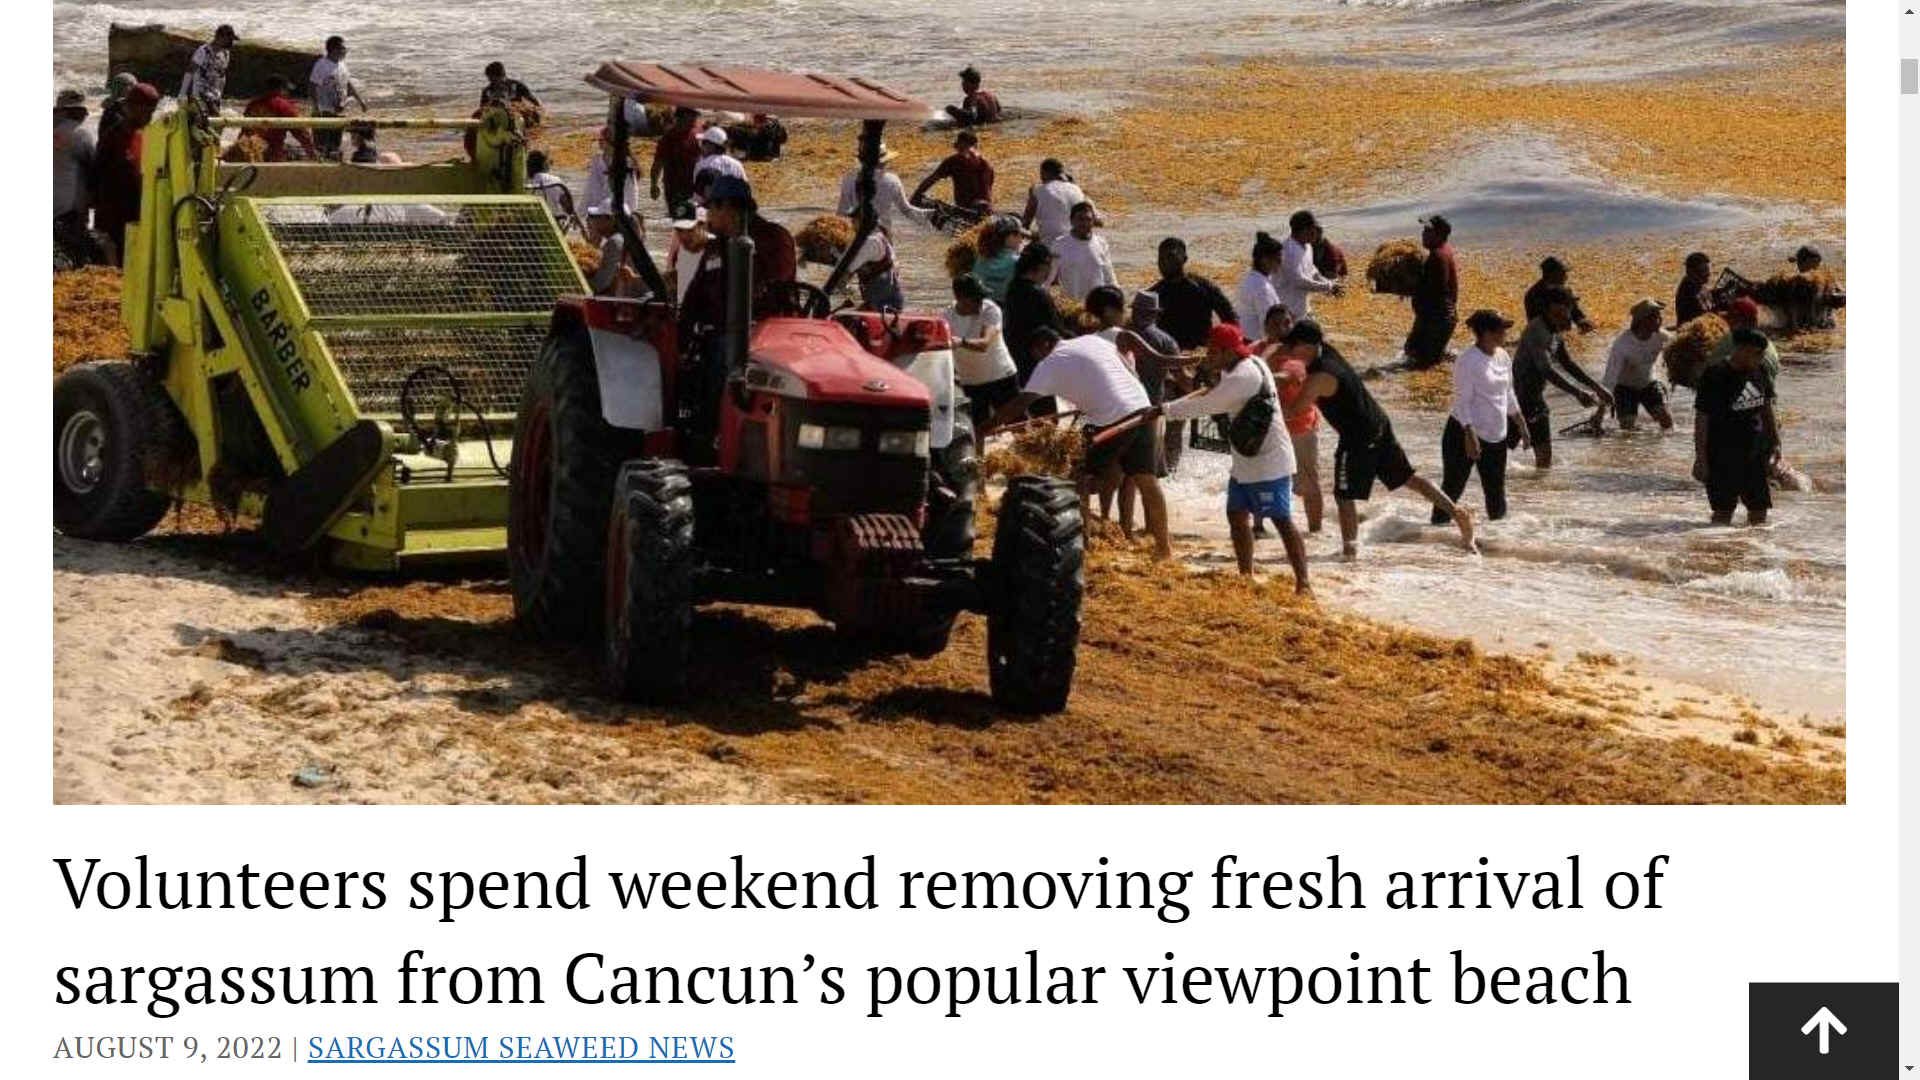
[1403, 214, 1459, 369]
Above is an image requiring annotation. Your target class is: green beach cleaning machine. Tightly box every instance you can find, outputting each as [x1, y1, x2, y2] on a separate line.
[53, 105, 580, 569]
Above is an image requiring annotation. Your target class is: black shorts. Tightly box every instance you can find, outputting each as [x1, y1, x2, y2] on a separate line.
[961, 375, 1020, 431]
[1613, 382, 1667, 423]
[1333, 426, 1416, 500]
[1403, 313, 1456, 368]
[1706, 453, 1772, 517]
[1082, 420, 1157, 481]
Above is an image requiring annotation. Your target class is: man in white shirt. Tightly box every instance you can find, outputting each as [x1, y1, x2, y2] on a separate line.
[1435, 309, 1528, 526]
[992, 327, 1168, 559]
[1601, 298, 1675, 431]
[943, 273, 1020, 430]
[179, 25, 236, 114]
[309, 35, 366, 159]
[1021, 158, 1087, 245]
[667, 204, 708, 305]
[1273, 210, 1342, 320]
[690, 127, 745, 201]
[1049, 202, 1118, 303]
[1155, 323, 1308, 590]
[584, 127, 641, 214]
[836, 144, 932, 232]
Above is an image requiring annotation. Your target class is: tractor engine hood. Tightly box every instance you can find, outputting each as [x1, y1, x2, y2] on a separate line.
[745, 318, 931, 409]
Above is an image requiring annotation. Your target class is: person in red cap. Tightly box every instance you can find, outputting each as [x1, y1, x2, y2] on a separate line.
[92, 82, 159, 266]
[1150, 323, 1309, 591]
[1709, 297, 1779, 379]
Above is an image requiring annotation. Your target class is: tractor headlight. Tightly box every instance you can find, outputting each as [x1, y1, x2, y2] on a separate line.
[798, 423, 865, 451]
[878, 430, 930, 457]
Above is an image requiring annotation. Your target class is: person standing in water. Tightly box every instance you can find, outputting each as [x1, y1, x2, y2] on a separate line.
[1280, 320, 1476, 557]
[1154, 324, 1311, 593]
[1602, 298, 1675, 431]
[1692, 327, 1781, 526]
[1403, 214, 1459, 369]
[1257, 303, 1325, 536]
[1435, 310, 1528, 527]
[1510, 285, 1609, 468]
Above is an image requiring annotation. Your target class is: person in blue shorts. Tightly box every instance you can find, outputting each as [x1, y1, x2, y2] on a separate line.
[1151, 324, 1309, 593]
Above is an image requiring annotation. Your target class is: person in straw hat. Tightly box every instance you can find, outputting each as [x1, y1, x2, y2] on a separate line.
[836, 140, 931, 232]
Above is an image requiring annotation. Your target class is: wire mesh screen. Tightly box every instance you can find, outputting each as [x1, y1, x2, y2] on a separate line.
[260, 201, 579, 317]
[323, 324, 549, 418]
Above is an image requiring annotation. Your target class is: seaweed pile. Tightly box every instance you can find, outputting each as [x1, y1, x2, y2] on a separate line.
[1366, 239, 1425, 297]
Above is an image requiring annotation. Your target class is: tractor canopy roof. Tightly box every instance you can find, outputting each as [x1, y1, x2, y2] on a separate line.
[584, 62, 928, 121]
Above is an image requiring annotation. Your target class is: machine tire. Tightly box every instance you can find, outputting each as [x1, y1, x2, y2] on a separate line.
[986, 475, 1084, 713]
[908, 411, 979, 657]
[508, 326, 643, 641]
[603, 459, 695, 702]
[53, 361, 178, 541]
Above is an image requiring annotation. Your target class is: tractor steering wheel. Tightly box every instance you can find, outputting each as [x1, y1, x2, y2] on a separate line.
[762, 280, 833, 320]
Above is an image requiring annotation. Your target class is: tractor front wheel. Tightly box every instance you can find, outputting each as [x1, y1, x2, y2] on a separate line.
[53, 361, 178, 541]
[604, 459, 695, 702]
[985, 475, 1085, 713]
[909, 410, 979, 657]
[509, 326, 641, 641]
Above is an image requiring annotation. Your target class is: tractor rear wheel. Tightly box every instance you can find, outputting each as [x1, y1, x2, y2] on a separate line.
[985, 475, 1085, 713]
[603, 459, 695, 702]
[909, 411, 979, 657]
[509, 326, 642, 641]
[53, 361, 178, 541]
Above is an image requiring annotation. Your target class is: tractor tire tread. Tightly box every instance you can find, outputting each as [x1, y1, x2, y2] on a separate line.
[53, 360, 179, 542]
[605, 460, 695, 702]
[986, 475, 1084, 713]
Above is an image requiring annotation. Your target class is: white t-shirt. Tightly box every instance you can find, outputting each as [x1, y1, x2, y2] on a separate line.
[527, 171, 570, 217]
[1024, 334, 1149, 427]
[583, 150, 640, 214]
[1272, 234, 1336, 322]
[692, 151, 745, 189]
[1236, 269, 1282, 341]
[836, 168, 932, 232]
[670, 237, 706, 304]
[1450, 344, 1522, 442]
[1050, 232, 1118, 304]
[310, 56, 352, 113]
[1028, 178, 1086, 244]
[1602, 327, 1672, 390]
[943, 301, 1017, 385]
[1161, 356, 1295, 483]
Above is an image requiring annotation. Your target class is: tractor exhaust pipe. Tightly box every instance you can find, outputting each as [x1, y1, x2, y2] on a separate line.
[726, 234, 754, 373]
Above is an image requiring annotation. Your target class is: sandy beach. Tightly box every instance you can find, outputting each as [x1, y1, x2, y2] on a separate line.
[51, 5, 1845, 803]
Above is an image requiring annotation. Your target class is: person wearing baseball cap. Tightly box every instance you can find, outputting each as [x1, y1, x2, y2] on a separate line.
[180, 25, 238, 115]
[945, 273, 1021, 431]
[1279, 320, 1477, 557]
[1692, 326, 1781, 526]
[1602, 299, 1675, 431]
[1150, 323, 1309, 590]
[1524, 254, 1594, 333]
[1405, 214, 1459, 369]
[1436, 310, 1527, 530]
[666, 202, 709, 305]
[1709, 296, 1779, 378]
[92, 82, 161, 266]
[688, 174, 796, 320]
[991, 326, 1171, 560]
[691, 124, 746, 201]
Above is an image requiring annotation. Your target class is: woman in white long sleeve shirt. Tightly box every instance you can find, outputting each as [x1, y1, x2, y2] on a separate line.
[1435, 309, 1529, 525]
[1236, 232, 1286, 341]
[1155, 323, 1310, 592]
[837, 147, 933, 232]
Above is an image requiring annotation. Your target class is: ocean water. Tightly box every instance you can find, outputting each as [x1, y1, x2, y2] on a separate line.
[51, 1, 1846, 715]
[54, 0, 1842, 110]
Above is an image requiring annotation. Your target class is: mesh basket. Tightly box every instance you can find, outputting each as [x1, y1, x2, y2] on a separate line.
[260, 201, 578, 317]
[322, 324, 550, 418]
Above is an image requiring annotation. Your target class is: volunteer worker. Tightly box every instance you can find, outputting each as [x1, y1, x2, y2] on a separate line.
[1154, 324, 1310, 593]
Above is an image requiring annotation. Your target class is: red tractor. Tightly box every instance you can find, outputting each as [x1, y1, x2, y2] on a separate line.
[508, 64, 1085, 712]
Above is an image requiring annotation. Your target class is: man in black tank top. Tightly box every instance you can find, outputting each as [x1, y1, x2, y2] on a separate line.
[1279, 321, 1477, 559]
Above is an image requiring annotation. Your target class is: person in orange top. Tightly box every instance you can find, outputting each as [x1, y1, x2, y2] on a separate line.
[242, 76, 319, 161]
[1255, 302, 1324, 534]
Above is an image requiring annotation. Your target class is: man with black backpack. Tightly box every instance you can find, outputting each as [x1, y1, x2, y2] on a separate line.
[1150, 324, 1309, 593]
